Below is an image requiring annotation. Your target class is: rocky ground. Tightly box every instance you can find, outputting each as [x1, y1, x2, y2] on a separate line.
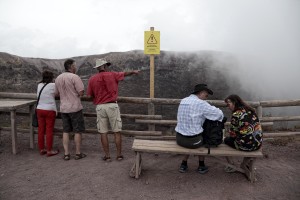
[0, 131, 299, 200]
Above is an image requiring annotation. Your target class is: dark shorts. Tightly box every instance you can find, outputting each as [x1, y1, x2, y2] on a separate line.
[176, 132, 203, 149]
[61, 110, 85, 133]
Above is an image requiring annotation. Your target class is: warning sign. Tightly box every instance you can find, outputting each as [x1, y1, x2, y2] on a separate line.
[144, 31, 160, 54]
[147, 34, 157, 44]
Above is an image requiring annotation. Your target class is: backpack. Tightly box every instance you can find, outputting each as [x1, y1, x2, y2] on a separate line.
[202, 118, 226, 154]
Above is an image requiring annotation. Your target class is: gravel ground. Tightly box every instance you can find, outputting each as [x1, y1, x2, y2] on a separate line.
[0, 131, 299, 200]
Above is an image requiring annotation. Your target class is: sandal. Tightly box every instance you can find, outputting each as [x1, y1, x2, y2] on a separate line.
[47, 150, 59, 157]
[224, 166, 236, 173]
[75, 153, 87, 160]
[40, 149, 47, 155]
[102, 155, 111, 162]
[116, 155, 124, 161]
[63, 154, 71, 161]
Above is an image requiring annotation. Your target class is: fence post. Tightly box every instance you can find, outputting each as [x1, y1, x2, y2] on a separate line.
[257, 105, 263, 118]
[148, 102, 155, 131]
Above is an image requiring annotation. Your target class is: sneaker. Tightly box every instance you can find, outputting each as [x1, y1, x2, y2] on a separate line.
[198, 166, 209, 174]
[179, 163, 188, 173]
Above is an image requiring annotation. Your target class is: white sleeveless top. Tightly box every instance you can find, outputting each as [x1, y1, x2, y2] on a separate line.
[36, 83, 57, 112]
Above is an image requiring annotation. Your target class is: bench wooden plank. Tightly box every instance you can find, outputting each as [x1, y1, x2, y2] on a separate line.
[130, 139, 263, 182]
[134, 119, 273, 128]
[132, 139, 263, 157]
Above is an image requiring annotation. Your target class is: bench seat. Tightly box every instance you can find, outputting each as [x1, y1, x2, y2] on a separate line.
[130, 139, 263, 183]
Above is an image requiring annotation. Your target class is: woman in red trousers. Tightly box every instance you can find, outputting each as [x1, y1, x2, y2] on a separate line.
[36, 70, 59, 156]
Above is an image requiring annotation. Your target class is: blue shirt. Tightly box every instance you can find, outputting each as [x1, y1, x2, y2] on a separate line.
[175, 94, 224, 136]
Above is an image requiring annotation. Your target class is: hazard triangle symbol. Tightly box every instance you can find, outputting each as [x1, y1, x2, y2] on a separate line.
[147, 34, 157, 44]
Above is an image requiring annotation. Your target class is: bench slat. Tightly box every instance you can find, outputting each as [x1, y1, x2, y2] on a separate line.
[132, 139, 263, 157]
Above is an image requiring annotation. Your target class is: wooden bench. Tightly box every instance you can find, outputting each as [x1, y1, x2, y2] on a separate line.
[130, 139, 263, 183]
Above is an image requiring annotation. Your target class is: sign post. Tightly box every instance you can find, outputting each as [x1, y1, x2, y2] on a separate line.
[144, 27, 160, 98]
[144, 27, 160, 131]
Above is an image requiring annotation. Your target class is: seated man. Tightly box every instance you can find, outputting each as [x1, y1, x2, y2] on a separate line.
[175, 84, 224, 174]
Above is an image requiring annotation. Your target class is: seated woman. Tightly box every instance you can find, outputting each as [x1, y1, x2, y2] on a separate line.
[224, 94, 263, 151]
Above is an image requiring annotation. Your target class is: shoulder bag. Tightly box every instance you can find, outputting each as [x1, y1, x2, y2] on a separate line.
[32, 83, 49, 127]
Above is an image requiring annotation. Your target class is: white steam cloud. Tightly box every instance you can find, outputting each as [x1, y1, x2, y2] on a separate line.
[0, 0, 299, 100]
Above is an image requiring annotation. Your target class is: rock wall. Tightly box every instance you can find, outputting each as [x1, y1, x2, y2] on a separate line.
[0, 50, 247, 130]
[0, 50, 246, 98]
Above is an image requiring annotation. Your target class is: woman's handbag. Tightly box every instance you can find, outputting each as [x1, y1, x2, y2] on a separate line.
[32, 110, 39, 127]
[32, 83, 49, 127]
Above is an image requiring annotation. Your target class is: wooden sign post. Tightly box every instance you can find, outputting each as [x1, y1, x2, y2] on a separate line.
[144, 27, 160, 98]
[144, 27, 160, 131]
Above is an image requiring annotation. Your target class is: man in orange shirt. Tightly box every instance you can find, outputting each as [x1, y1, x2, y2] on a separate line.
[87, 59, 140, 161]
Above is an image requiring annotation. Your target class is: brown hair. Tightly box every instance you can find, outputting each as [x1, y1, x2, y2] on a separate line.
[40, 70, 54, 84]
[64, 59, 75, 71]
[225, 94, 255, 113]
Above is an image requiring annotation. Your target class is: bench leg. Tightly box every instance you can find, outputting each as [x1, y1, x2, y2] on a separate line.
[129, 152, 142, 178]
[135, 152, 141, 178]
[241, 157, 256, 183]
[225, 156, 234, 165]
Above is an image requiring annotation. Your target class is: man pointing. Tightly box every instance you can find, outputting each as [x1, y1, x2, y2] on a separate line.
[87, 59, 140, 161]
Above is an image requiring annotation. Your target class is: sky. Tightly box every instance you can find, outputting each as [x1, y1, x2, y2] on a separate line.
[0, 0, 299, 99]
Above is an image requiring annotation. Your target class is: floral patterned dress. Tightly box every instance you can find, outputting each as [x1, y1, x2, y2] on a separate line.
[229, 107, 263, 151]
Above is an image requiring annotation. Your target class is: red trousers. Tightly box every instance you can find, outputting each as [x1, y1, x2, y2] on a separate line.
[36, 109, 56, 151]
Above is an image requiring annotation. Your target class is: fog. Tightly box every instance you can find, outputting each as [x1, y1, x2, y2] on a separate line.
[0, 0, 299, 100]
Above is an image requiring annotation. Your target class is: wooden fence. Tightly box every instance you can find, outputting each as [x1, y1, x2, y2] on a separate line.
[0, 92, 300, 138]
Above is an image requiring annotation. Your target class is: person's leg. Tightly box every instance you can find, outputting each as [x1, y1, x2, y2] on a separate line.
[70, 110, 86, 159]
[74, 133, 81, 155]
[179, 155, 189, 173]
[101, 133, 110, 159]
[37, 109, 46, 154]
[182, 155, 189, 162]
[198, 156, 208, 174]
[107, 103, 122, 160]
[73, 133, 86, 160]
[45, 111, 58, 155]
[199, 156, 204, 162]
[63, 132, 70, 155]
[61, 112, 73, 158]
[177, 132, 203, 173]
[114, 132, 123, 160]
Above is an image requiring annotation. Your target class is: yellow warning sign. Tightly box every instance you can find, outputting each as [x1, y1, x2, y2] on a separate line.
[144, 31, 160, 54]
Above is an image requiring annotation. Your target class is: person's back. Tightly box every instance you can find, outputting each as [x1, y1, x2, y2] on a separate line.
[176, 95, 221, 136]
[55, 59, 86, 161]
[175, 84, 224, 174]
[87, 58, 140, 162]
[224, 94, 263, 152]
[55, 72, 83, 113]
[88, 71, 124, 104]
[37, 82, 56, 112]
[36, 70, 59, 157]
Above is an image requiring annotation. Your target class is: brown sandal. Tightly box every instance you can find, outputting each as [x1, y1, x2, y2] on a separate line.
[116, 155, 124, 161]
[102, 155, 111, 162]
[75, 153, 87, 160]
[63, 154, 71, 161]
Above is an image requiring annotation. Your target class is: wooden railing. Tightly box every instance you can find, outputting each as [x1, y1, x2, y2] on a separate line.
[0, 92, 300, 138]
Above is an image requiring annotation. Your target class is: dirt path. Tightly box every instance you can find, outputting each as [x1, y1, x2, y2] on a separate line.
[0, 131, 299, 200]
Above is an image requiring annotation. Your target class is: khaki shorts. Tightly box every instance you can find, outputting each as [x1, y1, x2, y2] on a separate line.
[96, 103, 122, 133]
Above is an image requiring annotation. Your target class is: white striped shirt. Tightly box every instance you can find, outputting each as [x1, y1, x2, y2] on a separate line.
[175, 94, 224, 136]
